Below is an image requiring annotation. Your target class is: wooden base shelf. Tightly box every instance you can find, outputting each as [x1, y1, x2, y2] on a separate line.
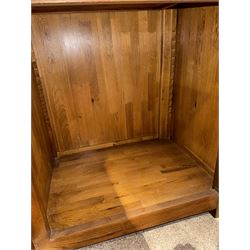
[42, 140, 218, 249]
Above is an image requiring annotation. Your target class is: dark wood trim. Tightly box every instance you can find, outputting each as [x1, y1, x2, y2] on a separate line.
[176, 2, 218, 8]
[32, 3, 170, 12]
[32, 0, 219, 8]
[210, 154, 219, 218]
[213, 154, 219, 191]
[32, 0, 218, 12]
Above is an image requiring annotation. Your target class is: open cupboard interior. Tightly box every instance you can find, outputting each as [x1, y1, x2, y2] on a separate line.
[32, 1, 219, 249]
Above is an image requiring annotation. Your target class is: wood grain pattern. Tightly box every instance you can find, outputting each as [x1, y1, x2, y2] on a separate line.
[48, 140, 213, 232]
[41, 140, 217, 249]
[32, 68, 54, 213]
[159, 8, 176, 139]
[31, 5, 219, 249]
[43, 191, 218, 249]
[32, 182, 50, 249]
[32, 10, 162, 155]
[32, 48, 57, 156]
[57, 135, 157, 157]
[173, 6, 218, 173]
[32, 68, 54, 248]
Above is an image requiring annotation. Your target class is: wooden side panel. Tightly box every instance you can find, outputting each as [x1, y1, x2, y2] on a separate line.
[32, 68, 54, 217]
[173, 6, 218, 173]
[32, 10, 162, 154]
[32, 47, 57, 156]
[32, 182, 50, 249]
[32, 68, 54, 248]
[159, 8, 177, 139]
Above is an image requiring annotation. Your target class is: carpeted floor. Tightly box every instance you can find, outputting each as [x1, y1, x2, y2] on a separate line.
[79, 213, 218, 250]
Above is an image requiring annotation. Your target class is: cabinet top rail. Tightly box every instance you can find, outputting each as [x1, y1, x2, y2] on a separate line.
[32, 0, 218, 10]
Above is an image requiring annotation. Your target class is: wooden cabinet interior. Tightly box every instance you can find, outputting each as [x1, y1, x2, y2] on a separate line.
[32, 1, 218, 249]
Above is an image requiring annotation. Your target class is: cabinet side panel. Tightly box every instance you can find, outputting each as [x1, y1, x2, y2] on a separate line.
[173, 6, 218, 173]
[32, 10, 162, 154]
[32, 67, 54, 247]
[32, 68, 54, 213]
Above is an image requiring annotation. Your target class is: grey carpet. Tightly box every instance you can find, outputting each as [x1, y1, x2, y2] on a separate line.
[79, 213, 219, 250]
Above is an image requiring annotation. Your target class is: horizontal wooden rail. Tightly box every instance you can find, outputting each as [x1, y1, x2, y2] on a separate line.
[32, 0, 218, 7]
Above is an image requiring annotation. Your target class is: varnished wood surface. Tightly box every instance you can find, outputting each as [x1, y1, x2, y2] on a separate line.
[32, 182, 50, 249]
[48, 140, 212, 232]
[32, 10, 162, 154]
[57, 135, 157, 157]
[42, 140, 217, 249]
[31, 5, 219, 249]
[32, 68, 54, 249]
[32, 0, 218, 8]
[45, 190, 217, 249]
[159, 9, 176, 139]
[32, 48, 57, 157]
[32, 68, 54, 215]
[173, 6, 218, 173]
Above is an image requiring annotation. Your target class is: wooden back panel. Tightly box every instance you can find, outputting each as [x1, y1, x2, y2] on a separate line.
[173, 6, 218, 174]
[32, 10, 162, 154]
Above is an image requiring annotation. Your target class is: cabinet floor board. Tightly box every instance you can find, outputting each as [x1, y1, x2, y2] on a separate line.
[45, 139, 218, 248]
